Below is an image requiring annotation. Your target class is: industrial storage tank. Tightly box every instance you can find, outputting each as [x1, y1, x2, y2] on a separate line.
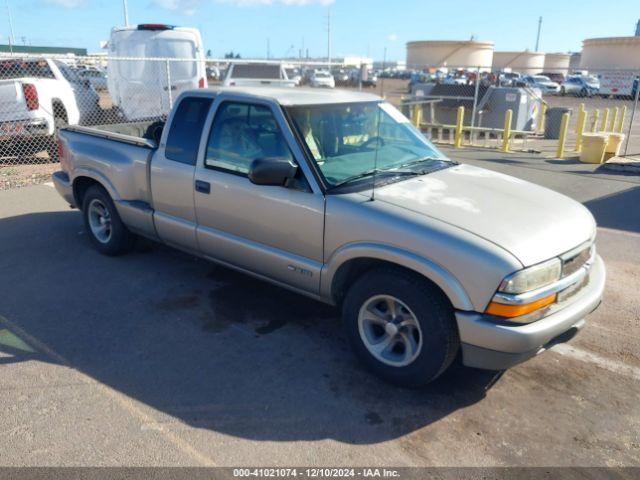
[492, 51, 545, 74]
[406, 40, 494, 69]
[581, 36, 640, 70]
[543, 53, 571, 75]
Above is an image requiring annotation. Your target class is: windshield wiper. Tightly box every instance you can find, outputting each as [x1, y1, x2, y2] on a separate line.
[328, 169, 421, 190]
[328, 158, 457, 191]
[390, 156, 458, 171]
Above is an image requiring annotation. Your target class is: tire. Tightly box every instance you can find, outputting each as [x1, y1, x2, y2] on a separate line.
[342, 267, 459, 388]
[560, 87, 566, 96]
[82, 185, 135, 256]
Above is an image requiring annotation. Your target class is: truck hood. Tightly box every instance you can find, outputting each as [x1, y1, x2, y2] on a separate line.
[372, 164, 596, 266]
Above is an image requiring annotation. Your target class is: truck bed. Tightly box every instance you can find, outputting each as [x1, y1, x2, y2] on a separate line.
[59, 125, 158, 205]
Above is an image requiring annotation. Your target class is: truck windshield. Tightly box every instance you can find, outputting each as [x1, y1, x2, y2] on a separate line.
[287, 101, 449, 189]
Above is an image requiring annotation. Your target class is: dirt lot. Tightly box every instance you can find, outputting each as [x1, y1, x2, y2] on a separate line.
[0, 147, 638, 469]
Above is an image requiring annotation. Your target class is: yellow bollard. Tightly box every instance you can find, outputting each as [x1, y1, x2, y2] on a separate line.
[600, 108, 610, 131]
[556, 112, 571, 159]
[574, 108, 587, 153]
[616, 105, 626, 133]
[608, 107, 618, 132]
[501, 109, 513, 153]
[412, 103, 423, 129]
[591, 109, 600, 133]
[454, 106, 465, 148]
[575, 103, 585, 134]
[537, 103, 547, 133]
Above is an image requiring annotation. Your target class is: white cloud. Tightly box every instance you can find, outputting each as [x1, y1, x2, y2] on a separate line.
[151, 0, 202, 15]
[44, 0, 85, 7]
[387, 33, 398, 42]
[217, 0, 334, 6]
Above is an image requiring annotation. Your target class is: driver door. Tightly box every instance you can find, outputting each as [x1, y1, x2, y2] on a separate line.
[194, 98, 324, 294]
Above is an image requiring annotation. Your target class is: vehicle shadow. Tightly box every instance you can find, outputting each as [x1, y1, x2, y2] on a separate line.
[0, 210, 501, 445]
[583, 186, 640, 234]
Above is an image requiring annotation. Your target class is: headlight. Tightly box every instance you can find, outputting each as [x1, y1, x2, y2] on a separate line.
[498, 258, 562, 294]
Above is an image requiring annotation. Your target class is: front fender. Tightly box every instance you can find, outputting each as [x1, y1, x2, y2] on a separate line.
[320, 242, 474, 311]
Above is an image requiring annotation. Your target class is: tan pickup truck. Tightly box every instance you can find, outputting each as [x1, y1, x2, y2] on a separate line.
[53, 87, 605, 387]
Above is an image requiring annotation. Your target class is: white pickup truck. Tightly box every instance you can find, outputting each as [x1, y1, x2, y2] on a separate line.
[0, 57, 100, 153]
[222, 63, 296, 88]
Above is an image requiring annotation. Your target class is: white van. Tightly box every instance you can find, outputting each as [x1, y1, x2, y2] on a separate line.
[107, 24, 207, 121]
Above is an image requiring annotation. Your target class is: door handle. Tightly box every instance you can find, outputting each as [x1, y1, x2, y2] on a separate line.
[195, 180, 210, 194]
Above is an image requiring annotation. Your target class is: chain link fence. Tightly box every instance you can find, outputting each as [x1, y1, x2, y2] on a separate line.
[1, 55, 639, 190]
[387, 64, 640, 163]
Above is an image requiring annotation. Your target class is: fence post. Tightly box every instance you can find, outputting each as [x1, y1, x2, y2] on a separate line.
[600, 108, 609, 131]
[556, 112, 571, 159]
[616, 105, 626, 133]
[591, 109, 600, 133]
[165, 59, 173, 109]
[454, 106, 465, 148]
[608, 107, 618, 132]
[412, 103, 422, 129]
[537, 103, 547, 134]
[501, 109, 513, 153]
[574, 108, 587, 153]
[624, 81, 640, 155]
[470, 67, 481, 128]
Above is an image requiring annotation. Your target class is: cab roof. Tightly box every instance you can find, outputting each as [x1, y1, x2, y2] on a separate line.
[205, 86, 382, 106]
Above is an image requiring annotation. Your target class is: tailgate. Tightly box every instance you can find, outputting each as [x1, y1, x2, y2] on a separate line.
[0, 80, 29, 122]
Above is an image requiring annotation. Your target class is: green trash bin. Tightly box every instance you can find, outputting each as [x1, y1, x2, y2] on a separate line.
[544, 107, 571, 140]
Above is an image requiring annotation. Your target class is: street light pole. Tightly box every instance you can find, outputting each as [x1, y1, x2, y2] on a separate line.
[535, 16, 542, 51]
[122, 0, 129, 26]
[5, 0, 16, 46]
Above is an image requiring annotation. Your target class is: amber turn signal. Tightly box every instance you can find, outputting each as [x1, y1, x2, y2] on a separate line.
[485, 293, 557, 318]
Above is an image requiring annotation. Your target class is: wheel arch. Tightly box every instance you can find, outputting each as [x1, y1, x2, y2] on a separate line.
[322, 243, 474, 311]
[72, 171, 119, 210]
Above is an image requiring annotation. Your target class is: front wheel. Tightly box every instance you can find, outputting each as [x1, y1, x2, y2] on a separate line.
[82, 185, 135, 255]
[342, 268, 459, 387]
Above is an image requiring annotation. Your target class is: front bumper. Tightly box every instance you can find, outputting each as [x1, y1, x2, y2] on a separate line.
[457, 254, 606, 370]
[52, 171, 75, 207]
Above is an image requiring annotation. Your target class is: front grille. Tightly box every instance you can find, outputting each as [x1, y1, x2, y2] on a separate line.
[561, 244, 593, 278]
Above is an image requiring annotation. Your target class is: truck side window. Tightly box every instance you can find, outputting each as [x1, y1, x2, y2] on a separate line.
[205, 102, 295, 175]
[165, 97, 213, 165]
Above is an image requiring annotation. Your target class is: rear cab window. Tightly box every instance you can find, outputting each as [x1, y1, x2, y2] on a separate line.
[165, 96, 213, 165]
[0, 59, 54, 80]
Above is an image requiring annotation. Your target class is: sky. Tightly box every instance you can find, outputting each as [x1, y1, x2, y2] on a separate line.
[2, 0, 639, 60]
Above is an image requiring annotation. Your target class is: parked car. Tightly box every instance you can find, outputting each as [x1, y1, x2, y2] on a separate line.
[223, 62, 296, 88]
[206, 66, 221, 81]
[285, 68, 302, 86]
[53, 87, 605, 387]
[309, 70, 335, 88]
[498, 72, 522, 87]
[0, 57, 99, 154]
[108, 23, 208, 121]
[332, 69, 351, 86]
[539, 72, 566, 84]
[78, 68, 108, 91]
[522, 75, 561, 94]
[561, 76, 600, 97]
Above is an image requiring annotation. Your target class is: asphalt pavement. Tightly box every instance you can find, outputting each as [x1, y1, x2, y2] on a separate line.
[0, 148, 638, 467]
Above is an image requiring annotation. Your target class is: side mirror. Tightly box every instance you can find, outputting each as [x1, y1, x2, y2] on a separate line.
[248, 157, 298, 187]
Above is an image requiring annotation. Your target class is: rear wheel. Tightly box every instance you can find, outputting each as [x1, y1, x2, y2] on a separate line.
[82, 185, 135, 255]
[342, 268, 459, 387]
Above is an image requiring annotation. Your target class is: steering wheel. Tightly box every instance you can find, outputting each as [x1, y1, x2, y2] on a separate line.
[360, 136, 386, 150]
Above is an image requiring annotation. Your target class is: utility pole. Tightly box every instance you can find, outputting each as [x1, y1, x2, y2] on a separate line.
[5, 0, 15, 46]
[326, 8, 331, 70]
[122, 0, 129, 26]
[266, 38, 270, 59]
[535, 16, 542, 51]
